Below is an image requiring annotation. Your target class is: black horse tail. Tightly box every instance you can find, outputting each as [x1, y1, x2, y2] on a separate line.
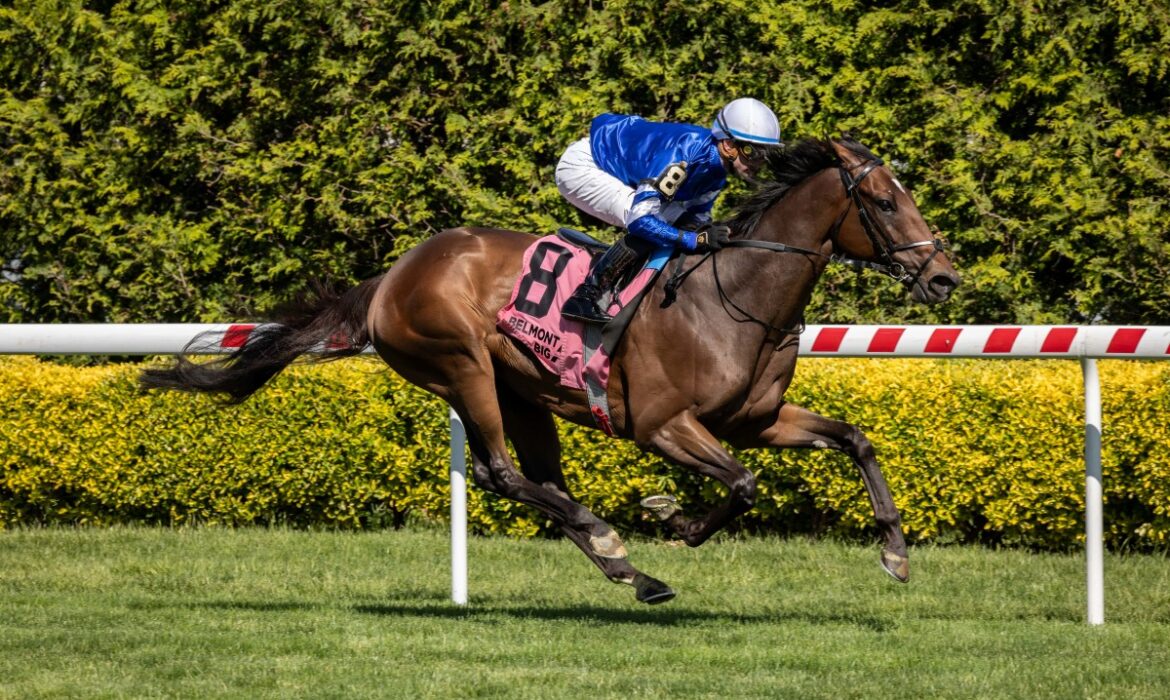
[140, 275, 385, 403]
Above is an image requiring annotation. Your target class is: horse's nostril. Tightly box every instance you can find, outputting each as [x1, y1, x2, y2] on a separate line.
[929, 273, 959, 297]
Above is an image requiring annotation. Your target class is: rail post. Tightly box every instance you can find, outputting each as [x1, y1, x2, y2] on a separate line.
[448, 407, 469, 606]
[1081, 358, 1104, 625]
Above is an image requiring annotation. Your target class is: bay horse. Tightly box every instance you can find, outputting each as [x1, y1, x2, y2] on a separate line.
[142, 138, 959, 605]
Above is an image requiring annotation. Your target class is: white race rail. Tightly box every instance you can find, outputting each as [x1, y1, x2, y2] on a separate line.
[4, 323, 1169, 622]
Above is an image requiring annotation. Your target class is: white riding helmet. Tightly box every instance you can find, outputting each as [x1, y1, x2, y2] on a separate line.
[711, 97, 781, 146]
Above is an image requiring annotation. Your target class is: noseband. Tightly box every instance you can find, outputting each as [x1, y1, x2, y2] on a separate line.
[829, 158, 947, 288]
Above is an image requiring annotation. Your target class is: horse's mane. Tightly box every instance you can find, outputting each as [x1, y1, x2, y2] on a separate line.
[727, 138, 878, 237]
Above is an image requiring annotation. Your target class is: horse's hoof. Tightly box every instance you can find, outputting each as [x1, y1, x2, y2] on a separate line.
[633, 573, 676, 605]
[881, 549, 910, 583]
[640, 494, 681, 522]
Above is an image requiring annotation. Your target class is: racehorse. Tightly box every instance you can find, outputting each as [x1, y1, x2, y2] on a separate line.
[142, 138, 960, 604]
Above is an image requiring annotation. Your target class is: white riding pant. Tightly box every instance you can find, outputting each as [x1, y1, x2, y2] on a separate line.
[555, 137, 701, 233]
[554, 138, 634, 228]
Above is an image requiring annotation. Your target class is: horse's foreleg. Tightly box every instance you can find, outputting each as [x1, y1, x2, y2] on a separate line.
[739, 401, 909, 582]
[498, 391, 674, 604]
[645, 412, 757, 547]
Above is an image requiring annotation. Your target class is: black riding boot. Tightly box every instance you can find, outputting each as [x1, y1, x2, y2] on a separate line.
[561, 238, 641, 324]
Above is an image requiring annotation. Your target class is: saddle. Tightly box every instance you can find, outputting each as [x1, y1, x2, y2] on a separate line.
[497, 230, 673, 435]
[555, 227, 608, 254]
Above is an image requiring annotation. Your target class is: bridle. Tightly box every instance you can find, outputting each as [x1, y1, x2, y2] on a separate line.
[661, 152, 949, 336]
[827, 157, 947, 288]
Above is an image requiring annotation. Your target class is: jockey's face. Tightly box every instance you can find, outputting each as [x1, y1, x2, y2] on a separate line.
[718, 139, 765, 180]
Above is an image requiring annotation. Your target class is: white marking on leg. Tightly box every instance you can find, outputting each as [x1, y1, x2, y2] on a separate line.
[589, 530, 629, 559]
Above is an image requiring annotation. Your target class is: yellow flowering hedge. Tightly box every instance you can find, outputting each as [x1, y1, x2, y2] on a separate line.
[1, 356, 1168, 549]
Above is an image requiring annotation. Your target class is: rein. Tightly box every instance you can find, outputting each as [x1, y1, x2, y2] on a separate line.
[661, 154, 948, 333]
[661, 249, 805, 339]
[660, 238, 826, 309]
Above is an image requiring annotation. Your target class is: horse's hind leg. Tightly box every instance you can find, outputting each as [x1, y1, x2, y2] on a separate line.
[736, 401, 910, 583]
[497, 390, 674, 603]
[441, 352, 671, 603]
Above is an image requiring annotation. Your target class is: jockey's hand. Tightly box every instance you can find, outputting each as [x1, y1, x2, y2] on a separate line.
[694, 224, 731, 253]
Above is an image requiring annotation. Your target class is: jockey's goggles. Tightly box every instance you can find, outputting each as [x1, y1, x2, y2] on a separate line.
[734, 140, 771, 165]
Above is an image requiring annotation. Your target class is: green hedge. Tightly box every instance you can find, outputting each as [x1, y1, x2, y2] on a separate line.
[2, 0, 1169, 325]
[2, 356, 1168, 550]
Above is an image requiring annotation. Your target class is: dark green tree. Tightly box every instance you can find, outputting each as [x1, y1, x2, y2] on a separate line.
[2, 0, 1167, 324]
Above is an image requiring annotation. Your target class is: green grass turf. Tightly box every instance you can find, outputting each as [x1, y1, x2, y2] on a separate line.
[1, 526, 1167, 699]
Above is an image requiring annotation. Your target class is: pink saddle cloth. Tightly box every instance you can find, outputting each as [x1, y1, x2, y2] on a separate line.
[497, 235, 666, 393]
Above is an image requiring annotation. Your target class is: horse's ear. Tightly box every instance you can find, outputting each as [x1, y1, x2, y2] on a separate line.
[828, 139, 854, 165]
[837, 130, 872, 150]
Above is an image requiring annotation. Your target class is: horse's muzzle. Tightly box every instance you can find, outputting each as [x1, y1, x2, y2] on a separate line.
[913, 271, 960, 304]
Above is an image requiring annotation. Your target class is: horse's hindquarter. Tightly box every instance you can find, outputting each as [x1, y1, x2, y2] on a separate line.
[367, 228, 532, 390]
[366, 227, 597, 421]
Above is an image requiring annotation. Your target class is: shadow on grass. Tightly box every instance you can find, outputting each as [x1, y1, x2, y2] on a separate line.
[192, 600, 324, 613]
[156, 597, 1127, 626]
[136, 596, 1138, 627]
[124, 597, 890, 630]
[352, 602, 896, 632]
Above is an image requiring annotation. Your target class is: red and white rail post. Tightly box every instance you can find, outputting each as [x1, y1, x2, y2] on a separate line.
[5, 323, 1170, 622]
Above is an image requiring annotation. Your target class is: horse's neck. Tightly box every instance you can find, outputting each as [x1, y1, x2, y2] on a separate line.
[709, 169, 843, 335]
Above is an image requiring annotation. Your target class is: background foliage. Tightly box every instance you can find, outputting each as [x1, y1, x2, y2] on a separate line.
[2, 0, 1168, 324]
[3, 356, 1168, 551]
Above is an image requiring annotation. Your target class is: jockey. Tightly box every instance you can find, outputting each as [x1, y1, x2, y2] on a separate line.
[556, 97, 781, 324]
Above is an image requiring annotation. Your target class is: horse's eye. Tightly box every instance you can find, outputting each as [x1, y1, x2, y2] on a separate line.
[876, 199, 896, 213]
